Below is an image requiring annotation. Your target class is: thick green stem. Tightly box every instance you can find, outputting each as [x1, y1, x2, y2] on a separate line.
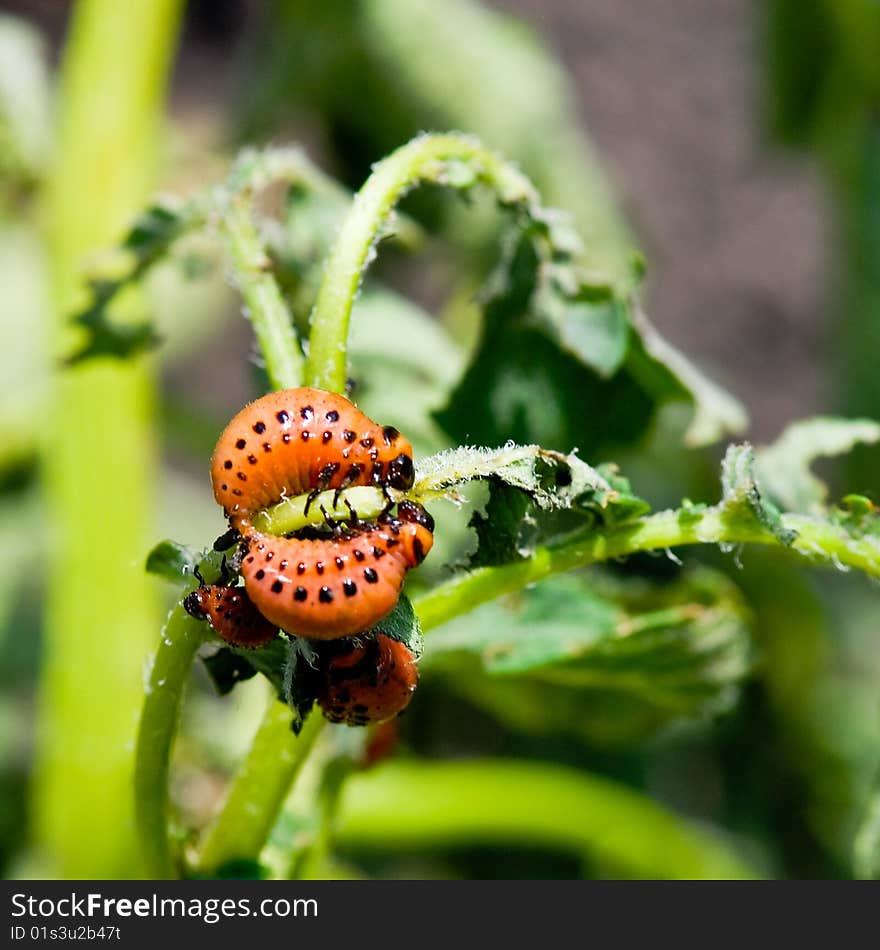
[305, 132, 537, 392]
[36, 0, 184, 878]
[196, 700, 326, 875]
[134, 608, 207, 879]
[220, 199, 303, 391]
[414, 507, 880, 631]
[333, 760, 758, 880]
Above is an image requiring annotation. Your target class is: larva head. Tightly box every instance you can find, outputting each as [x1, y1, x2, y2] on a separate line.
[183, 588, 208, 621]
[396, 501, 435, 566]
[385, 452, 415, 491]
[316, 634, 419, 726]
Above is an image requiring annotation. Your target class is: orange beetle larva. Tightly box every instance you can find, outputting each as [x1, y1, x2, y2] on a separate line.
[208, 388, 432, 640]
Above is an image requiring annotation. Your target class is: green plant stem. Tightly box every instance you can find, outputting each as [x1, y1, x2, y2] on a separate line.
[333, 760, 759, 879]
[414, 507, 880, 631]
[305, 132, 537, 391]
[220, 198, 303, 391]
[134, 607, 207, 879]
[196, 699, 326, 875]
[36, 0, 184, 878]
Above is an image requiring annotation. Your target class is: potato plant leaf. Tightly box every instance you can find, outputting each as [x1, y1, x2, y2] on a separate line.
[435, 220, 746, 459]
[66, 200, 197, 364]
[425, 569, 753, 745]
[754, 417, 880, 515]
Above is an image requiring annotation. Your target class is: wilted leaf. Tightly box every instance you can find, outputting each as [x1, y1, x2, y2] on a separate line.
[425, 569, 753, 744]
[755, 417, 880, 514]
[721, 443, 797, 545]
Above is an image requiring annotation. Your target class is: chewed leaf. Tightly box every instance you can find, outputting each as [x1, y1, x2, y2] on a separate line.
[65, 198, 203, 364]
[425, 569, 753, 744]
[755, 417, 880, 514]
[436, 206, 747, 458]
[202, 648, 259, 695]
[468, 481, 537, 566]
[373, 594, 423, 660]
[415, 443, 641, 515]
[721, 443, 797, 546]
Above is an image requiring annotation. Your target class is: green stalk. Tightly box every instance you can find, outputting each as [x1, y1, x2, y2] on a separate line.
[305, 132, 537, 391]
[196, 699, 325, 875]
[134, 608, 207, 879]
[219, 198, 304, 391]
[414, 507, 880, 631]
[35, 0, 183, 878]
[333, 760, 759, 880]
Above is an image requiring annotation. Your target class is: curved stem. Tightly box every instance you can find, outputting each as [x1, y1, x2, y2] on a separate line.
[333, 760, 759, 880]
[305, 132, 537, 392]
[134, 606, 207, 879]
[195, 699, 326, 875]
[414, 507, 880, 631]
[220, 198, 303, 391]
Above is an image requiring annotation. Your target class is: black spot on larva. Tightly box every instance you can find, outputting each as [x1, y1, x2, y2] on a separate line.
[363, 568, 379, 584]
[282, 433, 291, 443]
[360, 437, 374, 448]
[232, 489, 243, 496]
[369, 447, 379, 461]
[246, 556, 254, 564]
[265, 551, 274, 561]
[300, 406, 314, 420]
[247, 454, 257, 464]
[343, 429, 356, 443]
[257, 543, 265, 551]
[221, 484, 228, 491]
[255, 569, 265, 580]
[276, 410, 289, 425]
[315, 562, 325, 575]
[371, 461, 384, 483]
[294, 586, 307, 601]
[353, 550, 365, 562]
[343, 579, 357, 597]
[271, 580, 283, 594]
[297, 562, 306, 575]
[235, 438, 246, 449]
[237, 472, 247, 481]
[319, 586, 334, 603]
[382, 426, 400, 445]
[301, 431, 311, 442]
[386, 538, 400, 548]
[326, 410, 339, 422]
[253, 421, 266, 434]
[263, 443, 271, 452]
[413, 538, 426, 564]
[224, 460, 233, 470]
[372, 547, 386, 559]
[335, 556, 345, 569]
[322, 431, 332, 443]
[279, 560, 288, 569]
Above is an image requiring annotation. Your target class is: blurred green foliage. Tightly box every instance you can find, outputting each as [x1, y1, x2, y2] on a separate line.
[0, 0, 878, 882]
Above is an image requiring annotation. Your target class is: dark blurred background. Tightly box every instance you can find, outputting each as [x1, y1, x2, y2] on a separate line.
[3, 0, 832, 435]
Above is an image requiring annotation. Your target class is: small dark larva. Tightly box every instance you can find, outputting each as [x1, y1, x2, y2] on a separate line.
[183, 583, 278, 648]
[316, 634, 419, 726]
